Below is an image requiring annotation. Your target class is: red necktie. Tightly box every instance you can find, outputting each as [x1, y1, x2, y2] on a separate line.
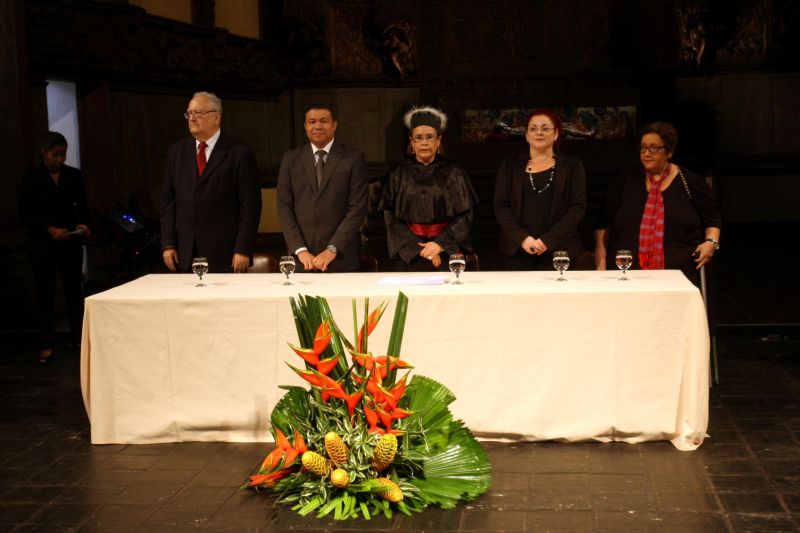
[197, 141, 207, 176]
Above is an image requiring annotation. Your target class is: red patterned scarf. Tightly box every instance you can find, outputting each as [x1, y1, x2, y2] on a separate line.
[638, 164, 671, 270]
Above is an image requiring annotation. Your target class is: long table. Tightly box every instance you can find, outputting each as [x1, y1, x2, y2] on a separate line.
[80, 270, 709, 451]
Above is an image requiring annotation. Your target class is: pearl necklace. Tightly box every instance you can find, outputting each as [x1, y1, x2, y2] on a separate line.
[527, 157, 556, 194]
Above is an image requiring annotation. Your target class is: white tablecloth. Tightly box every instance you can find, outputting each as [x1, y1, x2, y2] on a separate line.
[80, 270, 709, 450]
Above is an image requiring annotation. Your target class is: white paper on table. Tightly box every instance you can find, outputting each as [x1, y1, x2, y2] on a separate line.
[376, 276, 448, 286]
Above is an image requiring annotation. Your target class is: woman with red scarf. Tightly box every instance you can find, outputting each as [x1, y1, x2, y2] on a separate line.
[383, 106, 478, 271]
[595, 122, 721, 287]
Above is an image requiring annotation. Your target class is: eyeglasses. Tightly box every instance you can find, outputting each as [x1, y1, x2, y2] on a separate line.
[184, 110, 218, 119]
[411, 134, 438, 143]
[528, 126, 554, 134]
[639, 144, 666, 155]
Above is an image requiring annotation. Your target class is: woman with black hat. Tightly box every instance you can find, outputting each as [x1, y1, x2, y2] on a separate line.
[382, 106, 478, 271]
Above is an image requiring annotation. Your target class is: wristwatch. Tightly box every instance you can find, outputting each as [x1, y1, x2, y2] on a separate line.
[326, 244, 338, 254]
[705, 238, 719, 250]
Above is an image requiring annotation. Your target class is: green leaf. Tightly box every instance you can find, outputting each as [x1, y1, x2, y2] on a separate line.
[318, 494, 344, 517]
[386, 292, 408, 383]
[409, 426, 491, 506]
[296, 497, 322, 516]
[387, 292, 408, 357]
[270, 386, 311, 436]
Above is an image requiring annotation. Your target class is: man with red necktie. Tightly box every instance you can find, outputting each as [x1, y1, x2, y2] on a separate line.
[160, 91, 261, 273]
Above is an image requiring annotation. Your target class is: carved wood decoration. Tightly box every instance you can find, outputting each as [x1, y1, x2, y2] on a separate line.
[678, 0, 799, 70]
[377, 21, 414, 78]
[330, 2, 381, 75]
[282, 2, 332, 78]
[719, 0, 768, 62]
[771, 0, 800, 59]
[441, 0, 609, 75]
[24, 0, 283, 93]
[371, 1, 417, 79]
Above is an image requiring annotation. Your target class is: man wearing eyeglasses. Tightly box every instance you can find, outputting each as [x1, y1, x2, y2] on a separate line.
[276, 104, 368, 272]
[160, 91, 261, 273]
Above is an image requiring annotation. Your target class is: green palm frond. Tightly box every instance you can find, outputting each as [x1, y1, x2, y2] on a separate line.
[270, 386, 310, 435]
[401, 375, 457, 436]
[409, 427, 491, 508]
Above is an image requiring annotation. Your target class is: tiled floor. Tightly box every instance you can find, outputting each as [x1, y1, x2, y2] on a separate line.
[0, 333, 798, 532]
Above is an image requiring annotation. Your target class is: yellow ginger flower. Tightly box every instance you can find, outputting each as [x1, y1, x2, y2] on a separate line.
[330, 468, 350, 488]
[301, 451, 329, 476]
[372, 433, 397, 472]
[377, 477, 403, 502]
[324, 432, 348, 465]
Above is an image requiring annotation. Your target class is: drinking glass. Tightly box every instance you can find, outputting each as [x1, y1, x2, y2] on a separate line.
[553, 251, 569, 281]
[449, 253, 466, 284]
[279, 255, 296, 285]
[191, 257, 208, 287]
[615, 249, 633, 280]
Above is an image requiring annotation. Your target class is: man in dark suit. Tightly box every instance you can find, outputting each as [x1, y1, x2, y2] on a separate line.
[277, 104, 368, 272]
[160, 92, 261, 273]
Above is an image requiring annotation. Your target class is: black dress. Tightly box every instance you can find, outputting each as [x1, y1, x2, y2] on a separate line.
[18, 164, 90, 348]
[382, 157, 478, 271]
[601, 166, 721, 286]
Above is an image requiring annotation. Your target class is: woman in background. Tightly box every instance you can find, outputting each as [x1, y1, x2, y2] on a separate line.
[383, 106, 478, 271]
[494, 109, 587, 269]
[595, 122, 721, 287]
[19, 131, 90, 363]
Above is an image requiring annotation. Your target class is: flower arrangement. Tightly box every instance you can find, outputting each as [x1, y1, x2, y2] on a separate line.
[246, 292, 491, 520]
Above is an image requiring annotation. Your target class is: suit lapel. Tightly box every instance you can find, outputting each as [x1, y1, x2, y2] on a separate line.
[198, 134, 228, 184]
[301, 145, 318, 193]
[317, 142, 341, 197]
[183, 140, 199, 183]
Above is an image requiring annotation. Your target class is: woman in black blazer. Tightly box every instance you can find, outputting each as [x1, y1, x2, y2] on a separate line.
[493, 109, 587, 270]
[18, 132, 90, 363]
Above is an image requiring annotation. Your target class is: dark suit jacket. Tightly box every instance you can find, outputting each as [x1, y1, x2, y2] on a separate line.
[160, 132, 261, 272]
[19, 164, 90, 241]
[276, 140, 368, 273]
[494, 151, 587, 259]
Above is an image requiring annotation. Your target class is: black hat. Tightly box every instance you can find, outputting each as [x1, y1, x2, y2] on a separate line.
[404, 106, 448, 133]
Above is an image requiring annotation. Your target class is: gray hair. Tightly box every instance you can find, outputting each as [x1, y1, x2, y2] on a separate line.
[192, 91, 222, 115]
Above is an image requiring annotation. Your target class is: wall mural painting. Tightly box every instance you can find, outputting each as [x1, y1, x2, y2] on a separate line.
[461, 106, 636, 143]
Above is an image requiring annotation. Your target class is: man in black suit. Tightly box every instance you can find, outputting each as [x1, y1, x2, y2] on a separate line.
[277, 104, 368, 272]
[160, 92, 261, 273]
